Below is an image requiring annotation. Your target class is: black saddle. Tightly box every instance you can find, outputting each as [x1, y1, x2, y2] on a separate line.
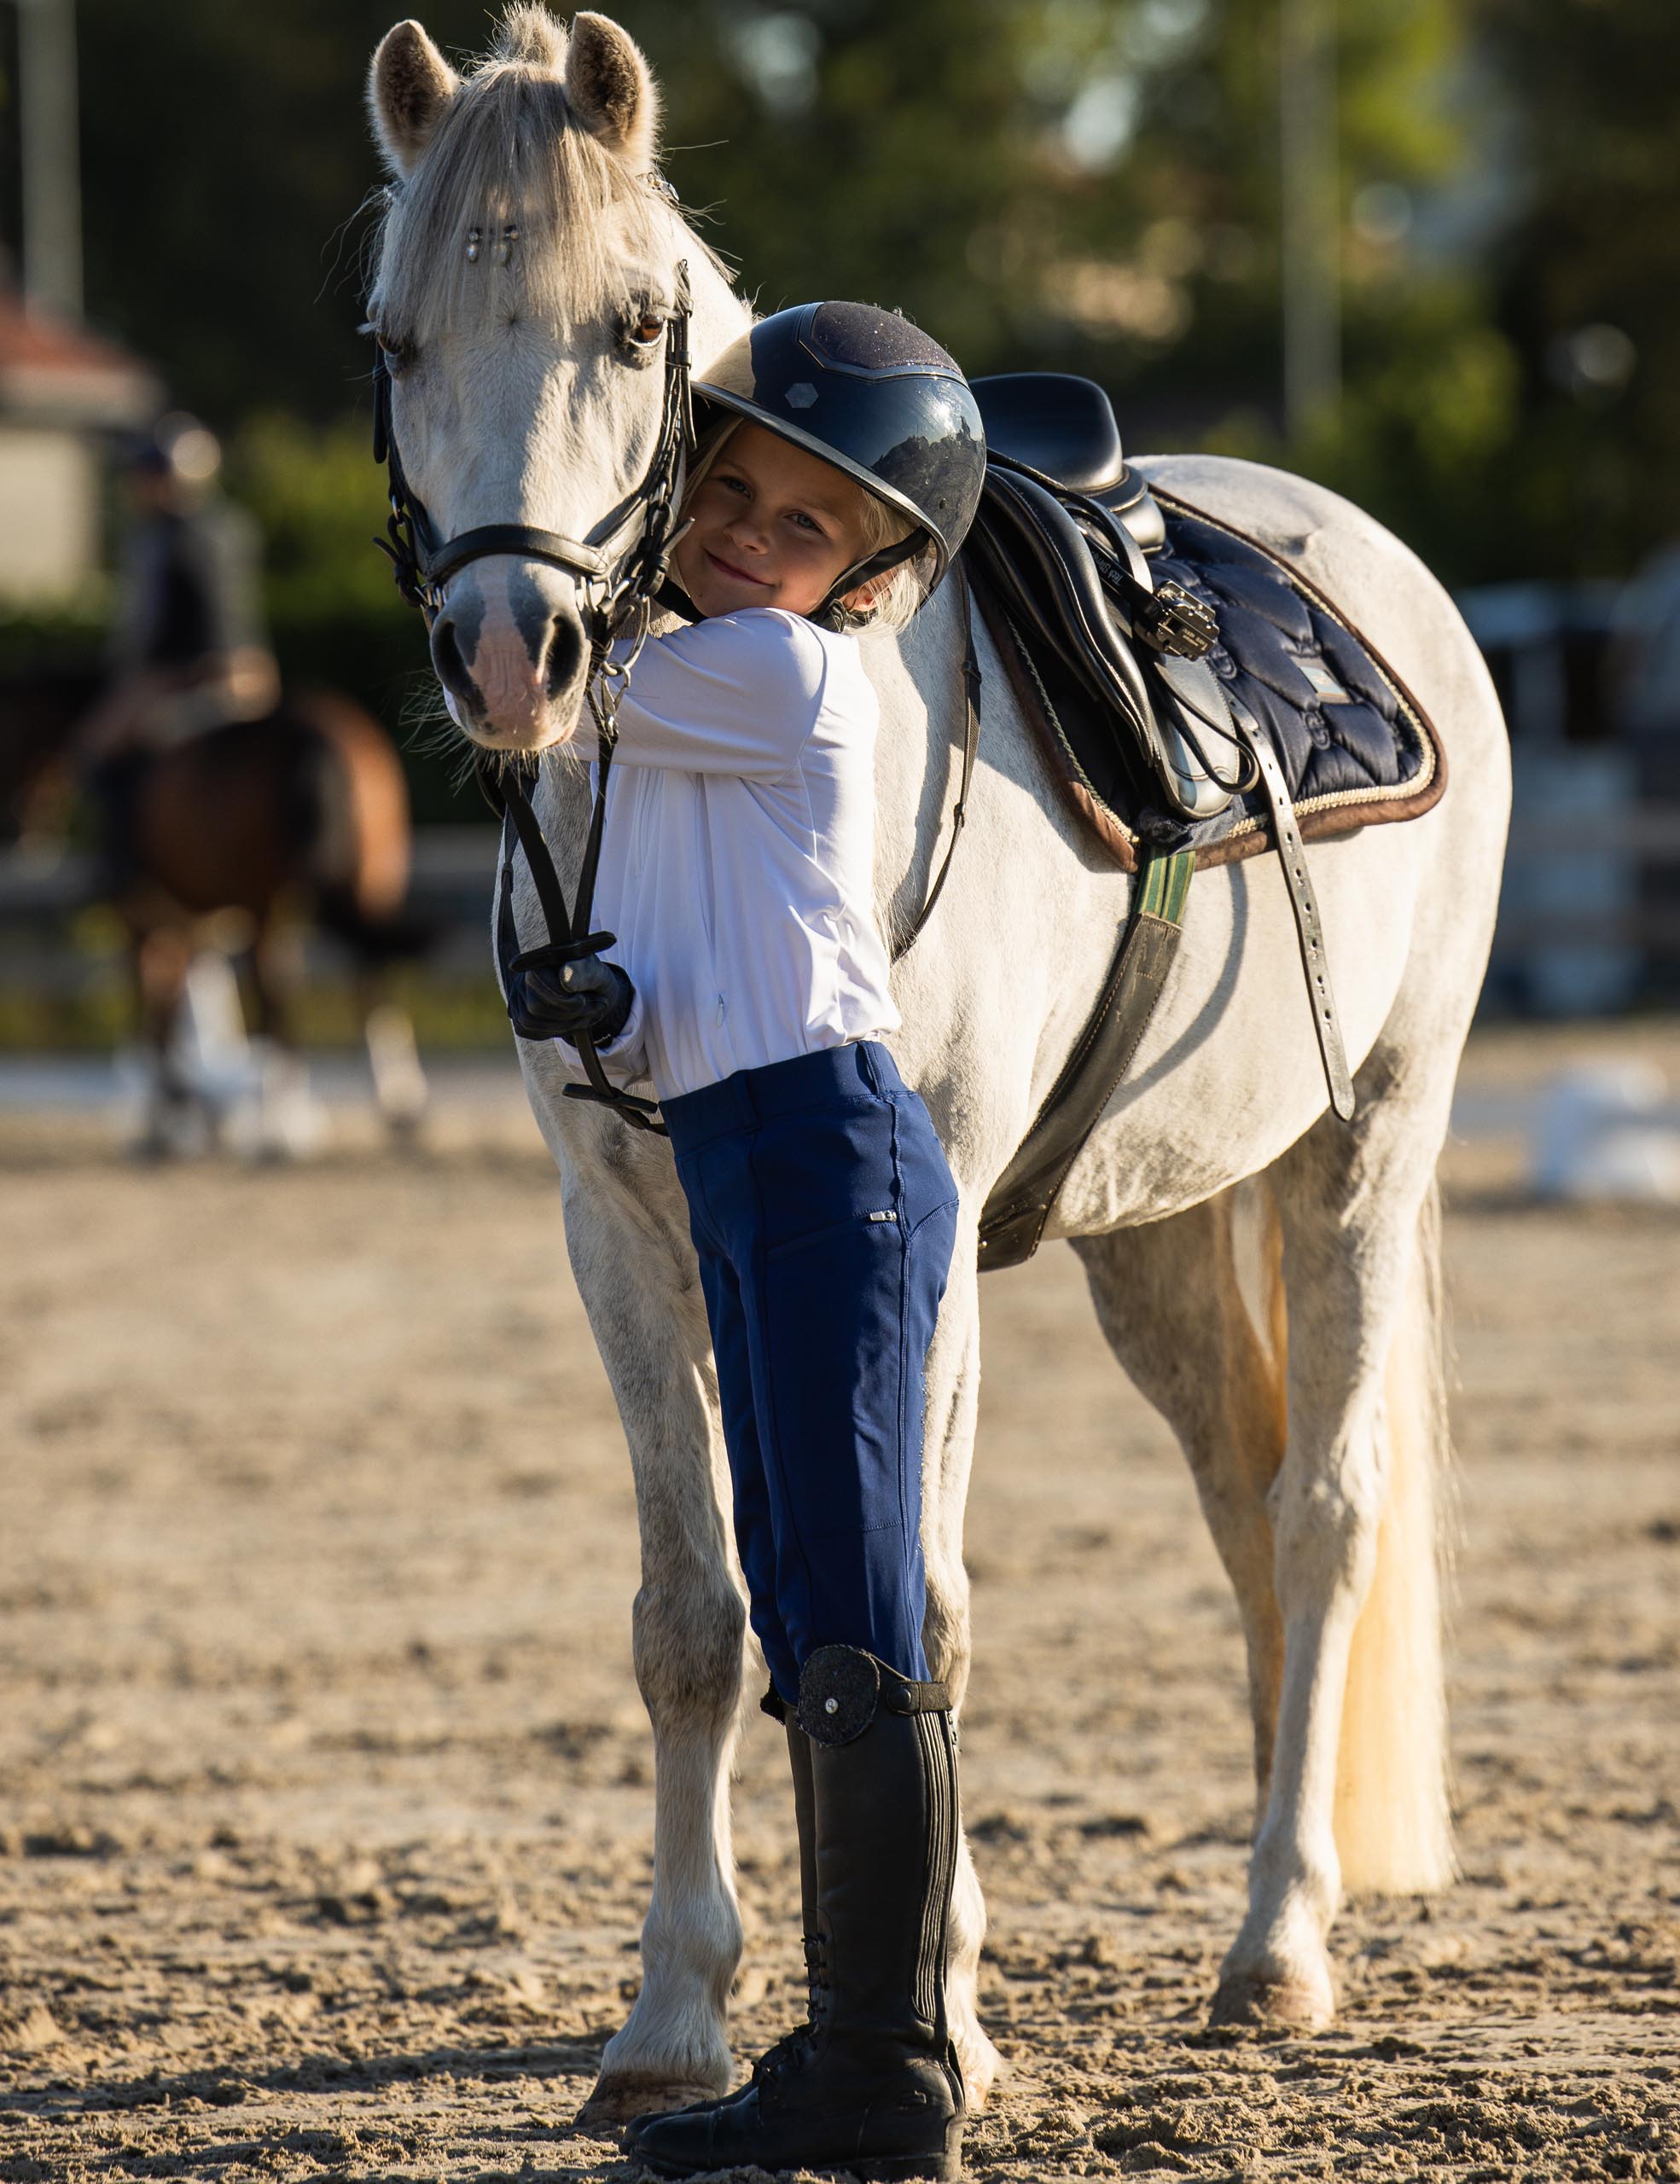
[972, 371, 1164, 546]
[968, 374, 1253, 828]
[960, 376, 1450, 1269]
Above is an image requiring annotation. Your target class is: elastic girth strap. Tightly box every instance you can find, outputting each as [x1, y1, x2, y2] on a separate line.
[977, 846, 1195, 1271]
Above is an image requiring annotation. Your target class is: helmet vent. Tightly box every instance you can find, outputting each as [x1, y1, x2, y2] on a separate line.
[808, 303, 958, 375]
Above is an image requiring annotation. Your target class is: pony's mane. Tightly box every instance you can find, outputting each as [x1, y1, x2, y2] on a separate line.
[370, 10, 667, 340]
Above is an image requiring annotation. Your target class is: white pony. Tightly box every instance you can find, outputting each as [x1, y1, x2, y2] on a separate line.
[365, 8, 1509, 2121]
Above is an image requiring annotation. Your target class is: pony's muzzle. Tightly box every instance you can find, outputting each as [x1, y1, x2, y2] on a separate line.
[430, 563, 590, 750]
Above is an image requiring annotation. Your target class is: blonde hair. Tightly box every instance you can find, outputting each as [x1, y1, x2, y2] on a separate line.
[681, 416, 933, 634]
[849, 486, 933, 635]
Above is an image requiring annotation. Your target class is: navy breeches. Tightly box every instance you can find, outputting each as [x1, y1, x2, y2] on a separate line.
[663, 1042, 959, 1705]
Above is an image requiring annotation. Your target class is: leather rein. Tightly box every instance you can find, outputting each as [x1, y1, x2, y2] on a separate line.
[369, 264, 980, 1136]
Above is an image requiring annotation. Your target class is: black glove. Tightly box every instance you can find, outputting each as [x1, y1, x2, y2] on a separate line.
[505, 951, 635, 1046]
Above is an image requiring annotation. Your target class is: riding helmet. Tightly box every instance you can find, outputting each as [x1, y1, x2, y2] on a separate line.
[691, 303, 985, 620]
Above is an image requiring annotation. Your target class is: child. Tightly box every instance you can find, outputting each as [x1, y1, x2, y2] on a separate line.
[505, 302, 985, 2183]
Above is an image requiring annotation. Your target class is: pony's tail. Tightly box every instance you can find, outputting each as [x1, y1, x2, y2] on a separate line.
[1332, 1177, 1456, 1894]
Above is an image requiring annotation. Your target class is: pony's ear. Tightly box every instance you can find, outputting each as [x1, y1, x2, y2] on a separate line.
[564, 13, 660, 172]
[368, 20, 460, 178]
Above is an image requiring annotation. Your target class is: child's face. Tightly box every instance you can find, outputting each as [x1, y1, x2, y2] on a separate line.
[674, 422, 875, 621]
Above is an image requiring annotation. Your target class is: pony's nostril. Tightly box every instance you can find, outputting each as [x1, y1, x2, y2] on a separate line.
[543, 613, 586, 702]
[430, 617, 483, 715]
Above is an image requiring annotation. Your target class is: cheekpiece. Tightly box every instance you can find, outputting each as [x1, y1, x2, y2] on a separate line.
[798, 1645, 881, 1747]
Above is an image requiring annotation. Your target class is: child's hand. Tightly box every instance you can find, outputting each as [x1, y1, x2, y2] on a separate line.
[505, 954, 634, 1047]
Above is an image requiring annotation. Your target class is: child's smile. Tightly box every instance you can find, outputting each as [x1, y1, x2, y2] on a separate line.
[674, 422, 872, 621]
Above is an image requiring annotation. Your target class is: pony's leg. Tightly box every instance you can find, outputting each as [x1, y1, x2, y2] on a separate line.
[1212, 1067, 1454, 2029]
[246, 915, 294, 1046]
[1073, 1189, 1288, 1825]
[245, 918, 325, 1158]
[917, 1222, 1003, 2111]
[129, 923, 194, 1156]
[357, 973, 428, 1139]
[561, 1170, 750, 2127]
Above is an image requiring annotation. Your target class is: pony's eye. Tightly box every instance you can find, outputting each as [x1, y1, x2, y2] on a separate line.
[364, 322, 414, 376]
[621, 308, 666, 353]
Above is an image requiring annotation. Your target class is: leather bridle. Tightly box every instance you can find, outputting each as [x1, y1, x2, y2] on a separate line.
[372, 259, 696, 633]
[370, 262, 697, 1131]
[369, 258, 980, 1137]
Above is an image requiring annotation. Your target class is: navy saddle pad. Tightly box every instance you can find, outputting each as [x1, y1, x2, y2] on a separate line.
[978, 489, 1447, 873]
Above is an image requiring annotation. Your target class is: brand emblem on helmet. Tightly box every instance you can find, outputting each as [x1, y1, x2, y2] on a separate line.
[785, 381, 818, 409]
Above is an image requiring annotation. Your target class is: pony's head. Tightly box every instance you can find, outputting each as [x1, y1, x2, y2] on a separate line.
[365, 9, 741, 752]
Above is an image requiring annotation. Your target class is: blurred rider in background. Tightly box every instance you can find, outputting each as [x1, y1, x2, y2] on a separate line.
[78, 412, 278, 895]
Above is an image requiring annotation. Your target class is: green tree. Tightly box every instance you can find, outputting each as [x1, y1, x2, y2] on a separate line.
[54, 0, 1680, 598]
[1468, 0, 1680, 578]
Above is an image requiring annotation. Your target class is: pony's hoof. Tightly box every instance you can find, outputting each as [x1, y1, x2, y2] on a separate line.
[956, 2019, 1005, 2110]
[1208, 1970, 1335, 2030]
[573, 2077, 727, 2135]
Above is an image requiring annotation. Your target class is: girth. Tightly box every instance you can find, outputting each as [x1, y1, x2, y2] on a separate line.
[977, 848, 1195, 1269]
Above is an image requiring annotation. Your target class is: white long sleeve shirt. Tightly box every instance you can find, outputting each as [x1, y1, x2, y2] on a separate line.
[534, 607, 899, 1103]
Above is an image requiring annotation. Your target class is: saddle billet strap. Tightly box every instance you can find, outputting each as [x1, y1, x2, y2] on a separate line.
[1227, 697, 1356, 1124]
[976, 849, 1195, 1272]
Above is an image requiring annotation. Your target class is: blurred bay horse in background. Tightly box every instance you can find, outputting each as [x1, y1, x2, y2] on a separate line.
[2, 672, 431, 1150]
[362, 4, 1509, 2123]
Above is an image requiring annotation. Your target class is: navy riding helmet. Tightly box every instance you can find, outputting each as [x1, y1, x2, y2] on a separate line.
[690, 303, 986, 625]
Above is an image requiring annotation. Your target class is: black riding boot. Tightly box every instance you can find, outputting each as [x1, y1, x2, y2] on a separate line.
[625, 1701, 822, 2156]
[630, 1647, 965, 2182]
[786, 1710, 823, 2013]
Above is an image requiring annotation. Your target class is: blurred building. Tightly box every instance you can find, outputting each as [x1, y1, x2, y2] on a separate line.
[1460, 579, 1680, 1014]
[0, 289, 159, 603]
